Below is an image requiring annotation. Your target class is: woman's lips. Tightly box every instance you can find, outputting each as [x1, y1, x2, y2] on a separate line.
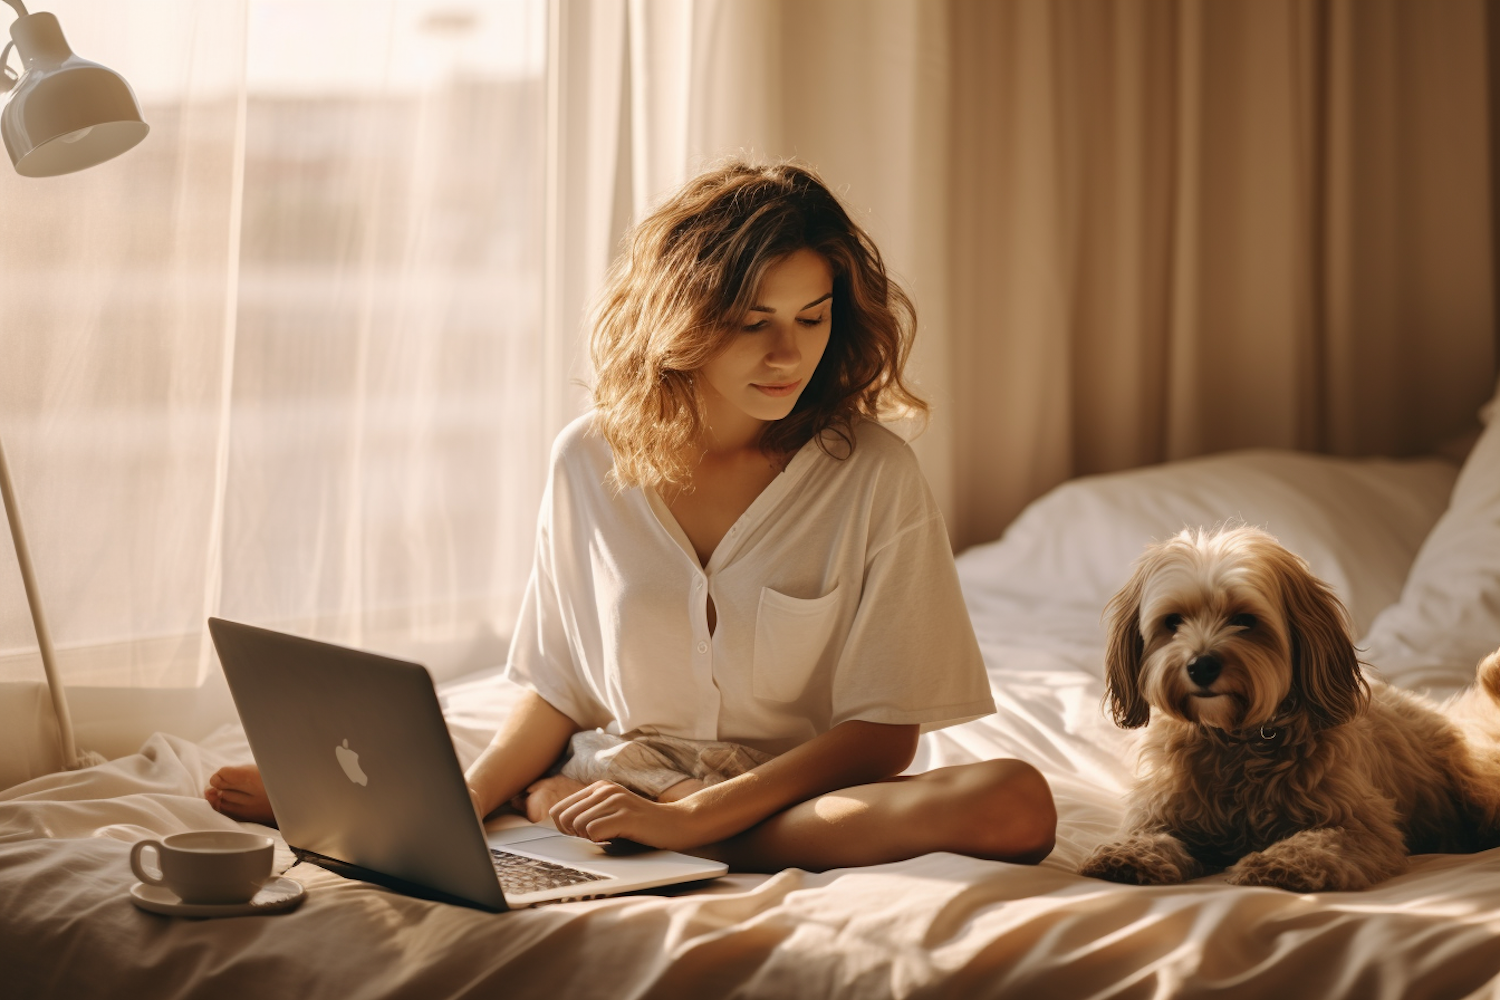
[753, 380, 801, 397]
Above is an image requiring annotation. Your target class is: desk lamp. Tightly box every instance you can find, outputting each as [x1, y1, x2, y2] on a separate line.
[1, 0, 148, 769]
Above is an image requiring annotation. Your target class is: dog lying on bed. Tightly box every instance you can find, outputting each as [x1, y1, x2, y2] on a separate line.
[1079, 526, 1500, 892]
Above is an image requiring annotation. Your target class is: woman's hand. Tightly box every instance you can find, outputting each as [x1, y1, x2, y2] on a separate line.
[514, 775, 586, 824]
[550, 780, 704, 851]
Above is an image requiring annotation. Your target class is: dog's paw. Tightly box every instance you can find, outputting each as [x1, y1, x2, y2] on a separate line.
[1079, 838, 1193, 885]
[1224, 850, 1365, 893]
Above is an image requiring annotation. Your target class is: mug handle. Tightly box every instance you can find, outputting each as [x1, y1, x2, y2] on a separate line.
[130, 840, 166, 886]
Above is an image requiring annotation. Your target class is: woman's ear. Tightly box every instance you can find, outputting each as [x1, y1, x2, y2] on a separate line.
[1276, 549, 1369, 729]
[1104, 561, 1151, 729]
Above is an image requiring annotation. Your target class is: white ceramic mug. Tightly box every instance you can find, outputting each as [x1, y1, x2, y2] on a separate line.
[130, 830, 275, 905]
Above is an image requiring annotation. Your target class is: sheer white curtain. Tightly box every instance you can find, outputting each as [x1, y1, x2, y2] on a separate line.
[0, 0, 552, 769]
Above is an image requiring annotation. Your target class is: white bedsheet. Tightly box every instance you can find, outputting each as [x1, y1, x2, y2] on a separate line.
[6, 653, 1500, 1000]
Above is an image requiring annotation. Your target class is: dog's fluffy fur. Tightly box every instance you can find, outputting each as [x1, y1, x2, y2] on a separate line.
[1079, 525, 1500, 892]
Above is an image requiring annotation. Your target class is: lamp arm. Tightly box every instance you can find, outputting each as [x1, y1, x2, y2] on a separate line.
[1, 1, 28, 19]
[0, 430, 98, 770]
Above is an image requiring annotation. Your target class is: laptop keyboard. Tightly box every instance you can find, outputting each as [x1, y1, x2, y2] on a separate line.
[490, 849, 607, 895]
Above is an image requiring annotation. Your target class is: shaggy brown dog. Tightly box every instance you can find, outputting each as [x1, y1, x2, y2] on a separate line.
[1079, 526, 1500, 892]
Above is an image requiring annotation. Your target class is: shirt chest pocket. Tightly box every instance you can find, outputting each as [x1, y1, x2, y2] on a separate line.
[752, 585, 842, 702]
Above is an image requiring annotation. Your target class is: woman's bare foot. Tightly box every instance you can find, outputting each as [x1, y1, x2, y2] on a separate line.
[205, 764, 277, 826]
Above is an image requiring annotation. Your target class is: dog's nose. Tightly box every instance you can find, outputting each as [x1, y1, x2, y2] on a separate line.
[1187, 654, 1223, 687]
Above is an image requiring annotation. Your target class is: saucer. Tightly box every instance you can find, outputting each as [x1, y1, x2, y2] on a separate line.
[129, 876, 306, 918]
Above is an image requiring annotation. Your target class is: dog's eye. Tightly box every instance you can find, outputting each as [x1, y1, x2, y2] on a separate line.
[1230, 613, 1257, 629]
[1163, 613, 1183, 633]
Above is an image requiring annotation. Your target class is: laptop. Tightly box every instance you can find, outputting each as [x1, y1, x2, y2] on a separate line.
[208, 617, 727, 911]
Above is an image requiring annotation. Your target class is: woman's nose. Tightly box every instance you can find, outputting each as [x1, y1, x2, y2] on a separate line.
[765, 323, 801, 366]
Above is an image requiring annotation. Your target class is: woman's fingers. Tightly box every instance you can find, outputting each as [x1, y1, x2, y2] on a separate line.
[551, 781, 633, 841]
[549, 781, 607, 836]
[572, 805, 626, 843]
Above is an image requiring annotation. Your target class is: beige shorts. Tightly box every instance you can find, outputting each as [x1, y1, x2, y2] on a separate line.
[559, 727, 775, 800]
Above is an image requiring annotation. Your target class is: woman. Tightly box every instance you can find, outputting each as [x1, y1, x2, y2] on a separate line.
[208, 159, 1055, 873]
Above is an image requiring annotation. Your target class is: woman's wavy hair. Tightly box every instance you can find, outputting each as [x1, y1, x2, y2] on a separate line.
[590, 158, 928, 490]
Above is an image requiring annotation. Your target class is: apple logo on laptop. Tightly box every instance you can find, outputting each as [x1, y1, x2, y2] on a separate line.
[335, 739, 368, 786]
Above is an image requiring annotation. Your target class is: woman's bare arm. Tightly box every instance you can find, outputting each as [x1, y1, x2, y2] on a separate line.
[464, 689, 581, 817]
[549, 720, 919, 850]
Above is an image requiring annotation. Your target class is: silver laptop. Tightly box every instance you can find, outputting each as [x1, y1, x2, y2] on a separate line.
[208, 617, 727, 911]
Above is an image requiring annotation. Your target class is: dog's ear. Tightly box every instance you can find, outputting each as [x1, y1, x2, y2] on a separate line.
[1103, 559, 1151, 729]
[1277, 549, 1370, 728]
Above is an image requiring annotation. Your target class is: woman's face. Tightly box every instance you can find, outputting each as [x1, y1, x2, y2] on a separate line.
[698, 248, 833, 447]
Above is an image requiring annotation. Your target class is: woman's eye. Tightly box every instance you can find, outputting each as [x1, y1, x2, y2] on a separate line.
[1163, 614, 1183, 633]
[797, 314, 828, 327]
[740, 320, 768, 332]
[1230, 613, 1257, 629]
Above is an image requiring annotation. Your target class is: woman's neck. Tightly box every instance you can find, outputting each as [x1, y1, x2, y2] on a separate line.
[698, 389, 768, 458]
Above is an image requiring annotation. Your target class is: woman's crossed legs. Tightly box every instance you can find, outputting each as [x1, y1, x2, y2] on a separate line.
[206, 757, 1055, 873]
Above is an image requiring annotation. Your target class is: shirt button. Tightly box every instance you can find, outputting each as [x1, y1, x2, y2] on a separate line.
[694, 578, 703, 589]
[697, 641, 708, 654]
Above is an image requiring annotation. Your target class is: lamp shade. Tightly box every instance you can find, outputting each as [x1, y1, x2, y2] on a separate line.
[1, 11, 147, 177]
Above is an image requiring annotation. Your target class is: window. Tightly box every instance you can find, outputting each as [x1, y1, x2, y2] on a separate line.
[0, 1, 550, 701]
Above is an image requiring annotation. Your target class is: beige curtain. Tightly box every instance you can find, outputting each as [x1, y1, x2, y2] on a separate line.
[945, 0, 1497, 547]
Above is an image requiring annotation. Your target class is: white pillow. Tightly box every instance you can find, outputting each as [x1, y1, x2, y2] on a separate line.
[957, 449, 1459, 645]
[1362, 378, 1500, 692]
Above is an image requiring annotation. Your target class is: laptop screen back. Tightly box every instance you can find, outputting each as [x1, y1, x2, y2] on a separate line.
[208, 618, 507, 911]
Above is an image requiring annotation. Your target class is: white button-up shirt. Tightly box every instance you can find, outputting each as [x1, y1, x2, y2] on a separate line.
[505, 415, 994, 756]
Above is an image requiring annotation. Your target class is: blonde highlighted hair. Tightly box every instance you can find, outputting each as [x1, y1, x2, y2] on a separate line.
[590, 158, 928, 490]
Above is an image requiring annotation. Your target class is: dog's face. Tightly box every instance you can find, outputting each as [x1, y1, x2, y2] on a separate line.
[1104, 526, 1368, 732]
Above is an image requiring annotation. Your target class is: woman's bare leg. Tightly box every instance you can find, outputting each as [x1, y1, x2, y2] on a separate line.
[692, 759, 1055, 873]
[205, 764, 276, 826]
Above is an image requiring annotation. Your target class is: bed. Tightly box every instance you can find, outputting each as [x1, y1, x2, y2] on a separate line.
[6, 385, 1500, 1000]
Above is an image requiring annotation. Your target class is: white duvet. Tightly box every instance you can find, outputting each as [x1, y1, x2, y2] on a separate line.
[7, 442, 1500, 1000]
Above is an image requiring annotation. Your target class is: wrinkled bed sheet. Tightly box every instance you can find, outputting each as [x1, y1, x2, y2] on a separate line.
[7, 643, 1500, 1000]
